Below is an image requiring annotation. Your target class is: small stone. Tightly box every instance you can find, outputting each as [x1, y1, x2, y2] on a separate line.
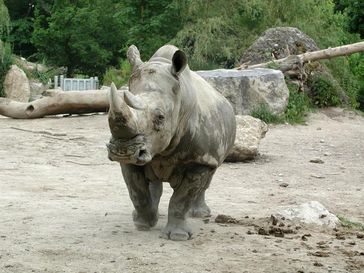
[314, 261, 323, 267]
[279, 182, 289, 188]
[320, 139, 325, 143]
[258, 228, 269, 235]
[357, 233, 364, 239]
[310, 158, 324, 164]
[271, 215, 278, 225]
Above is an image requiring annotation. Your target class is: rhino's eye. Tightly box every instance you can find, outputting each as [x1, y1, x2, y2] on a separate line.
[153, 110, 165, 131]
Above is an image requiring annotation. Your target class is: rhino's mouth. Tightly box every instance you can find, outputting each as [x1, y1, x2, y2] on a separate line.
[107, 135, 152, 165]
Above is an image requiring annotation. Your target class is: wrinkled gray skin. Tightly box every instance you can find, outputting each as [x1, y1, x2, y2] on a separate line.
[107, 45, 236, 241]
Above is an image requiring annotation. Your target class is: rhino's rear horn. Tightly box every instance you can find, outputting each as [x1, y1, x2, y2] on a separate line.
[127, 45, 143, 71]
[124, 89, 146, 110]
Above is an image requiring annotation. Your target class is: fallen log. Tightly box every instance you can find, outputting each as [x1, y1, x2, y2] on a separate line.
[237, 41, 364, 71]
[0, 89, 111, 119]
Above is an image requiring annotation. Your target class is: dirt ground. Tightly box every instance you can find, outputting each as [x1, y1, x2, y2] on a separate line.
[0, 108, 363, 273]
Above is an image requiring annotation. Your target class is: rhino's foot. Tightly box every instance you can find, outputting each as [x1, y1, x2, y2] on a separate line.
[132, 210, 158, 231]
[188, 204, 211, 218]
[160, 222, 192, 241]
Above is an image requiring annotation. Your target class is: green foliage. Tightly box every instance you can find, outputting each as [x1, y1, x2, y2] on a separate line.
[334, 0, 364, 38]
[348, 53, 364, 109]
[338, 216, 364, 231]
[285, 83, 312, 124]
[116, 0, 187, 60]
[0, 40, 13, 97]
[4, 0, 36, 57]
[308, 73, 342, 107]
[0, 0, 10, 39]
[102, 60, 131, 88]
[251, 104, 284, 124]
[251, 83, 313, 125]
[32, 0, 125, 76]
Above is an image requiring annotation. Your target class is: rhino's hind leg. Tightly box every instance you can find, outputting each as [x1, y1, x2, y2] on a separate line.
[188, 190, 211, 218]
[161, 165, 216, 241]
[121, 165, 159, 230]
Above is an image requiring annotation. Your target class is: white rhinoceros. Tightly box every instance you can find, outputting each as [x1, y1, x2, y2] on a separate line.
[107, 45, 236, 240]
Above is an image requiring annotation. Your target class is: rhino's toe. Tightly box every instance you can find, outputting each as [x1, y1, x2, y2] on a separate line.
[132, 210, 158, 230]
[160, 224, 192, 241]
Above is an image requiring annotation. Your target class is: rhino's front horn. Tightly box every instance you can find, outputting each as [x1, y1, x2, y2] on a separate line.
[108, 83, 138, 132]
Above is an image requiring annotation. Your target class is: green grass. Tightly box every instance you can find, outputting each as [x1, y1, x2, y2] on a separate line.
[338, 216, 364, 231]
[250, 104, 284, 124]
[251, 82, 312, 124]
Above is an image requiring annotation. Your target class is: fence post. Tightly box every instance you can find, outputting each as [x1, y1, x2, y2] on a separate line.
[60, 75, 64, 90]
[54, 76, 58, 89]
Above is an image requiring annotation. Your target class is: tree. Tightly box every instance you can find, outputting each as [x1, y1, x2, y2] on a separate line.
[4, 0, 36, 57]
[32, 0, 126, 77]
[0, 0, 10, 40]
[116, 0, 187, 60]
[334, 0, 364, 38]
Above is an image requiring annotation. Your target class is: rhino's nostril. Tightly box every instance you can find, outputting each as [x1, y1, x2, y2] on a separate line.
[138, 149, 147, 158]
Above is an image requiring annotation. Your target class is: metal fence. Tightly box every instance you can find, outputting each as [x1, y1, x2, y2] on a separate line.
[54, 75, 99, 91]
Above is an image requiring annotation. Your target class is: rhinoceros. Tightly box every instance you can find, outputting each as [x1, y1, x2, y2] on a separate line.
[106, 45, 236, 240]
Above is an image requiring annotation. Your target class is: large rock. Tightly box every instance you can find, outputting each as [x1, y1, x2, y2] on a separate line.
[276, 201, 339, 228]
[225, 115, 268, 162]
[239, 27, 319, 65]
[197, 68, 289, 115]
[4, 65, 30, 102]
[239, 27, 347, 103]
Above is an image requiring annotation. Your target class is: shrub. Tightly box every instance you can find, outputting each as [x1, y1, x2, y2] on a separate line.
[0, 40, 13, 97]
[308, 72, 342, 107]
[102, 59, 131, 88]
[285, 83, 312, 124]
[250, 104, 284, 124]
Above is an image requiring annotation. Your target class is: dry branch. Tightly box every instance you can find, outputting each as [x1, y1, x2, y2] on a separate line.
[237, 41, 364, 71]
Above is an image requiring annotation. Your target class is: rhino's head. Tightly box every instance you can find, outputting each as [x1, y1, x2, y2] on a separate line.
[107, 45, 187, 165]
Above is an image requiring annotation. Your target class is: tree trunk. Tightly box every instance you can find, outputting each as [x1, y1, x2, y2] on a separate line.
[0, 89, 111, 119]
[237, 41, 364, 71]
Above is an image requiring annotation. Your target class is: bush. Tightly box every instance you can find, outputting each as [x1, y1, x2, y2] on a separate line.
[250, 104, 284, 124]
[308, 73, 342, 107]
[102, 59, 131, 88]
[285, 83, 312, 124]
[0, 40, 13, 97]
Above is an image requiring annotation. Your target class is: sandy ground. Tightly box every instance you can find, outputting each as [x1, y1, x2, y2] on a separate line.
[0, 108, 363, 273]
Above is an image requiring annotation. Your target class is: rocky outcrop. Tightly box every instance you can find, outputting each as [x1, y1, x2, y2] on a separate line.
[4, 65, 30, 102]
[197, 68, 289, 115]
[239, 27, 319, 65]
[225, 115, 268, 162]
[238, 27, 347, 104]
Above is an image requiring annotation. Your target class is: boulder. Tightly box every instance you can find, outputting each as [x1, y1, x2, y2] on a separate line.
[239, 27, 347, 103]
[225, 115, 268, 162]
[197, 68, 289, 115]
[276, 201, 339, 228]
[4, 65, 30, 102]
[239, 27, 319, 65]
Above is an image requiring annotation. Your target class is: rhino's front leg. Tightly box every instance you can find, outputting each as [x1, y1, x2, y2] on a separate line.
[121, 164, 159, 230]
[161, 165, 216, 241]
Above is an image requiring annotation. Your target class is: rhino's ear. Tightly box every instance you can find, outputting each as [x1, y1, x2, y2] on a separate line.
[171, 50, 187, 77]
[127, 45, 143, 71]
